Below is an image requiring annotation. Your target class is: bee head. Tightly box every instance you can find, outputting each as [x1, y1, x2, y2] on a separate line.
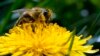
[31, 7, 52, 21]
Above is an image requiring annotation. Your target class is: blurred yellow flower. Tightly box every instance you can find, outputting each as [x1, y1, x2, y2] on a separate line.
[0, 23, 98, 56]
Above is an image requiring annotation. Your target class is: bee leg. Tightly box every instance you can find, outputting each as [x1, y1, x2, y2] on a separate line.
[30, 24, 35, 32]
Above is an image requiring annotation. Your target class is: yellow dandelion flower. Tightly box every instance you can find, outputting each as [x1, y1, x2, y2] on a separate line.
[0, 23, 98, 56]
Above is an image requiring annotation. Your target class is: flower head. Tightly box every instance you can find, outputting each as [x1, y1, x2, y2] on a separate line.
[0, 23, 98, 56]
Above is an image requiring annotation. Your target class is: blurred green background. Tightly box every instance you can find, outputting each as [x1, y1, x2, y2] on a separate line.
[0, 0, 100, 56]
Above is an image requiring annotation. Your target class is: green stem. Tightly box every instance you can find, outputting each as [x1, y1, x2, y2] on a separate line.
[66, 29, 76, 56]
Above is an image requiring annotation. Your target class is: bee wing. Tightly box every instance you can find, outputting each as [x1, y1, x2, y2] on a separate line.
[12, 9, 25, 26]
[12, 8, 31, 14]
[12, 8, 32, 26]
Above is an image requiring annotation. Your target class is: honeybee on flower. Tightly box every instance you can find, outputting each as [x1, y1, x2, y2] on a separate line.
[0, 7, 98, 56]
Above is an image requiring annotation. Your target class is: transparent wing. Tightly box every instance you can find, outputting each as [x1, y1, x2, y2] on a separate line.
[12, 9, 28, 26]
[12, 8, 31, 14]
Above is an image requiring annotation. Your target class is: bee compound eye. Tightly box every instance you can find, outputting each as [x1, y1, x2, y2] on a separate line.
[43, 11, 48, 16]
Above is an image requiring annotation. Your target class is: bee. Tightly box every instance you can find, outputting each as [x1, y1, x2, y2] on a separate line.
[12, 7, 52, 26]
